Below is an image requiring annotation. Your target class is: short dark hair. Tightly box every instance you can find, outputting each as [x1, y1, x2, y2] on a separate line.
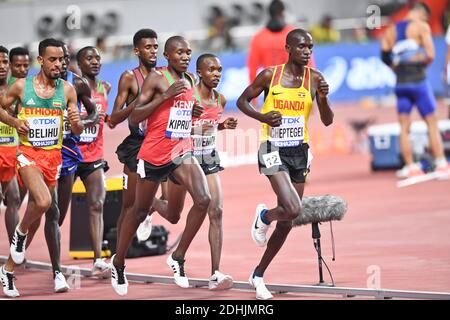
[412, 2, 431, 17]
[286, 28, 310, 45]
[38, 38, 63, 56]
[196, 53, 218, 70]
[268, 0, 285, 18]
[9, 47, 29, 62]
[164, 35, 186, 52]
[0, 45, 8, 55]
[133, 29, 158, 48]
[76, 46, 97, 63]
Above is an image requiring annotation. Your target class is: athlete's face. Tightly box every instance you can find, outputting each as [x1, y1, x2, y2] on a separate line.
[0, 53, 9, 82]
[78, 48, 101, 77]
[197, 57, 222, 89]
[38, 46, 64, 80]
[61, 45, 70, 78]
[135, 38, 158, 68]
[165, 40, 192, 73]
[286, 33, 313, 66]
[10, 55, 30, 79]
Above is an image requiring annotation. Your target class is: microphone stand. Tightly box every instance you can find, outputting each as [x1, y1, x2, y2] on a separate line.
[312, 222, 333, 287]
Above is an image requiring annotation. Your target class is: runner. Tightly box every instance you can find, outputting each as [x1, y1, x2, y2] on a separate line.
[73, 46, 111, 277]
[0, 38, 84, 297]
[237, 29, 334, 299]
[109, 29, 159, 242]
[110, 36, 210, 296]
[43, 42, 99, 293]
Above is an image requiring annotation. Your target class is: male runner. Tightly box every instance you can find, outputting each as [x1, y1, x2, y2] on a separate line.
[381, 2, 450, 179]
[43, 42, 98, 292]
[71, 46, 111, 276]
[237, 29, 333, 299]
[0, 38, 84, 298]
[109, 29, 159, 242]
[151, 53, 237, 290]
[110, 36, 210, 296]
[0, 46, 30, 242]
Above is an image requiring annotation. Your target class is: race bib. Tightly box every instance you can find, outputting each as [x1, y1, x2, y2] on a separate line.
[62, 110, 71, 139]
[28, 117, 61, 147]
[269, 116, 304, 147]
[0, 122, 17, 145]
[262, 150, 282, 168]
[165, 102, 193, 139]
[79, 124, 99, 143]
[192, 125, 217, 156]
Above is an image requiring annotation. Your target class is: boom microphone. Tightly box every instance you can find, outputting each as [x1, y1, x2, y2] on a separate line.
[292, 195, 347, 227]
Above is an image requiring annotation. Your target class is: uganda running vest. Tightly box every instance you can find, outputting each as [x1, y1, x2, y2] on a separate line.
[392, 20, 427, 84]
[191, 89, 223, 157]
[261, 64, 313, 146]
[137, 70, 196, 166]
[18, 76, 65, 150]
[78, 79, 107, 162]
[0, 77, 19, 147]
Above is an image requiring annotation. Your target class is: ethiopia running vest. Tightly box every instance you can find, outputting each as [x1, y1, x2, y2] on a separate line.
[137, 70, 196, 165]
[0, 77, 19, 147]
[261, 64, 313, 146]
[191, 89, 223, 157]
[18, 76, 65, 150]
[78, 79, 107, 162]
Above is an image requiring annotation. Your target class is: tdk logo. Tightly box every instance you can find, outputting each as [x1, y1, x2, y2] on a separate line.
[282, 118, 301, 124]
[33, 118, 57, 125]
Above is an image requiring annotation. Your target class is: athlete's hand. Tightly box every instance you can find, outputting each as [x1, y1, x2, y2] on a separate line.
[317, 79, 329, 98]
[14, 119, 29, 135]
[261, 111, 282, 127]
[68, 106, 84, 133]
[164, 80, 188, 99]
[192, 101, 204, 118]
[106, 115, 116, 129]
[220, 117, 238, 130]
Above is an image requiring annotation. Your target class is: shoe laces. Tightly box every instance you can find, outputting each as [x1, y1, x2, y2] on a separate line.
[177, 259, 186, 277]
[14, 232, 27, 253]
[114, 265, 126, 285]
[5, 272, 16, 291]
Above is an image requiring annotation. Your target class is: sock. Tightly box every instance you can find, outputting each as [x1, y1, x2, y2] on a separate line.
[260, 209, 270, 225]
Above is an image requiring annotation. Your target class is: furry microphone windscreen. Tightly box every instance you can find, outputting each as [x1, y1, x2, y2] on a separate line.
[292, 195, 347, 227]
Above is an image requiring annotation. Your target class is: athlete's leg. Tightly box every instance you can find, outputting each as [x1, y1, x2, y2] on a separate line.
[82, 168, 106, 260]
[152, 179, 187, 224]
[398, 114, 413, 165]
[116, 165, 137, 237]
[205, 173, 223, 274]
[253, 172, 302, 277]
[170, 157, 210, 261]
[2, 178, 20, 242]
[113, 177, 159, 267]
[4, 168, 52, 272]
[423, 112, 446, 160]
[57, 173, 75, 226]
[44, 187, 62, 274]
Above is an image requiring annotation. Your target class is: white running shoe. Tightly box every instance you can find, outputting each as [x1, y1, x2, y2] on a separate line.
[92, 258, 110, 278]
[54, 271, 70, 293]
[208, 270, 233, 290]
[110, 254, 128, 296]
[251, 204, 270, 247]
[1, 266, 19, 298]
[166, 254, 189, 288]
[136, 214, 153, 242]
[10, 227, 27, 264]
[435, 163, 450, 180]
[396, 163, 424, 179]
[248, 274, 273, 300]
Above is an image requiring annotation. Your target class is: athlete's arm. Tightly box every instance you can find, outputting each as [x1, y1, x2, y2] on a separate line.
[381, 25, 395, 67]
[130, 72, 187, 125]
[218, 94, 237, 130]
[311, 70, 333, 127]
[0, 79, 29, 134]
[109, 71, 136, 127]
[420, 22, 434, 65]
[103, 81, 112, 95]
[74, 74, 99, 128]
[237, 68, 282, 127]
[65, 82, 84, 135]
